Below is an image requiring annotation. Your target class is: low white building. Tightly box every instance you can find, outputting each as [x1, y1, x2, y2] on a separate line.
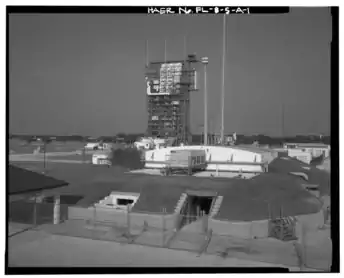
[94, 191, 140, 211]
[92, 151, 112, 166]
[284, 143, 330, 158]
[287, 149, 313, 164]
[134, 138, 154, 150]
[144, 145, 277, 173]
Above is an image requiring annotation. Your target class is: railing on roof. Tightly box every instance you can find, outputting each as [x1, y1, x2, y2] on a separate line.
[144, 160, 266, 166]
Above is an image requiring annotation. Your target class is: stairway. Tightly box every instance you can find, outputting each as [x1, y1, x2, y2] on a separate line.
[174, 193, 188, 214]
[209, 196, 223, 218]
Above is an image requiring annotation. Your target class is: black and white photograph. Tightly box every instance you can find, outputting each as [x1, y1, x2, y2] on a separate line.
[5, 4, 338, 274]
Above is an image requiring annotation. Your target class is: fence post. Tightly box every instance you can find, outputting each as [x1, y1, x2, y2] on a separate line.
[301, 222, 307, 267]
[248, 222, 253, 253]
[93, 205, 97, 239]
[267, 202, 271, 236]
[202, 211, 208, 234]
[33, 195, 37, 227]
[127, 204, 131, 236]
[279, 206, 284, 240]
[162, 208, 166, 246]
[82, 147, 86, 164]
[295, 222, 306, 270]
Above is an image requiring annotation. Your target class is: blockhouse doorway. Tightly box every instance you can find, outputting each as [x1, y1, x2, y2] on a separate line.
[178, 190, 217, 229]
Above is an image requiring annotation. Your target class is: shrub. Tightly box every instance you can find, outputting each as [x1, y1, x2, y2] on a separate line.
[110, 148, 144, 170]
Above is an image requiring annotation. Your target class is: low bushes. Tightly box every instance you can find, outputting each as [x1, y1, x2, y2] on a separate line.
[111, 148, 144, 170]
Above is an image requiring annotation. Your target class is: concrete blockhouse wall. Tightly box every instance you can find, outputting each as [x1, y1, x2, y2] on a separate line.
[209, 219, 269, 239]
[68, 206, 176, 230]
[68, 207, 324, 241]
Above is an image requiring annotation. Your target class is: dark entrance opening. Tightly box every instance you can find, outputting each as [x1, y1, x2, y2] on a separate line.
[117, 198, 134, 206]
[188, 195, 213, 215]
[178, 191, 216, 229]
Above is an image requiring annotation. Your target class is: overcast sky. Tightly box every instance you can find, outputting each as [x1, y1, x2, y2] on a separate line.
[9, 8, 331, 136]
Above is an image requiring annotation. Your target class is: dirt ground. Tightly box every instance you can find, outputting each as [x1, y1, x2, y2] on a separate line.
[8, 229, 307, 269]
[8, 219, 330, 271]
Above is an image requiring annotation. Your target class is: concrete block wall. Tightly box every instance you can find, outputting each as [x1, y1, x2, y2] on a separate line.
[68, 207, 127, 225]
[68, 207, 323, 239]
[68, 206, 176, 230]
[209, 219, 269, 239]
[295, 211, 324, 231]
[251, 220, 270, 238]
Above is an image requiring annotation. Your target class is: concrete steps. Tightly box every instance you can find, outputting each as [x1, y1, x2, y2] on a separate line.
[209, 196, 223, 218]
[174, 193, 187, 214]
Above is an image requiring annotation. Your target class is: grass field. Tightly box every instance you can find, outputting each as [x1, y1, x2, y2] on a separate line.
[10, 159, 326, 221]
[44, 154, 92, 161]
[9, 139, 84, 154]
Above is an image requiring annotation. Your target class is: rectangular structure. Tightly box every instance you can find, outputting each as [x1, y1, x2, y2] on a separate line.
[145, 55, 198, 143]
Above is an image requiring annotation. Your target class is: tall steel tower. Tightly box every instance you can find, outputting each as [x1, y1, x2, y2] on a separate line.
[145, 50, 198, 144]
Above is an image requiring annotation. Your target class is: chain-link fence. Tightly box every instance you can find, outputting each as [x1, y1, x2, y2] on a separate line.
[8, 202, 331, 271]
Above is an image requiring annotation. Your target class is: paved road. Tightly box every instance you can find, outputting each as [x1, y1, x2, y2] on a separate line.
[8, 230, 304, 269]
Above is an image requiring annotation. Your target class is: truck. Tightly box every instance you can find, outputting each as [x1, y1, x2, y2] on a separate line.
[167, 149, 206, 169]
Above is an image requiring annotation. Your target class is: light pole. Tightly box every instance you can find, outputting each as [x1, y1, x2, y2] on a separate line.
[201, 57, 209, 146]
[42, 141, 47, 173]
[220, 14, 227, 145]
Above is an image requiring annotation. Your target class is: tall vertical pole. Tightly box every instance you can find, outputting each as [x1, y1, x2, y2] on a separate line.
[201, 57, 209, 146]
[164, 38, 167, 63]
[204, 63, 208, 146]
[43, 141, 46, 171]
[164, 38, 168, 120]
[210, 120, 213, 145]
[281, 102, 285, 138]
[183, 35, 187, 62]
[183, 35, 187, 144]
[145, 39, 149, 137]
[33, 194, 37, 226]
[145, 39, 149, 68]
[220, 14, 227, 145]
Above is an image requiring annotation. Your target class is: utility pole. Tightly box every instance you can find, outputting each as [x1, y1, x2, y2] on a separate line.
[183, 35, 187, 144]
[281, 102, 285, 138]
[145, 39, 149, 68]
[43, 140, 47, 173]
[164, 38, 167, 63]
[201, 57, 209, 146]
[220, 14, 227, 145]
[210, 120, 213, 145]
